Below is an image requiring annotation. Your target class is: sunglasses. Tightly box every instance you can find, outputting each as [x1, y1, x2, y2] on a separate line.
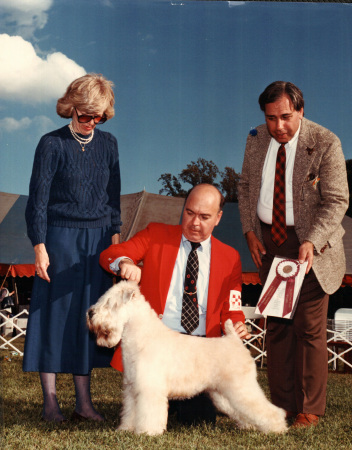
[74, 107, 107, 124]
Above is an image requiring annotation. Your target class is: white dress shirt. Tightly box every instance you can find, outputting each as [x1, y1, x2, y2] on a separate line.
[110, 234, 211, 336]
[257, 123, 301, 226]
[162, 235, 211, 335]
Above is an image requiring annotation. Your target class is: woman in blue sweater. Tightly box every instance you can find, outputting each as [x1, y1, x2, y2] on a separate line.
[23, 74, 121, 422]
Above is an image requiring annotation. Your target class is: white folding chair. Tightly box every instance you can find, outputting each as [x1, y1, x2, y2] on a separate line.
[327, 308, 352, 372]
[0, 308, 13, 336]
[242, 306, 267, 368]
[0, 309, 29, 356]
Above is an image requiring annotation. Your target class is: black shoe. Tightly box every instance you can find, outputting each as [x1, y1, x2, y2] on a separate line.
[173, 394, 216, 426]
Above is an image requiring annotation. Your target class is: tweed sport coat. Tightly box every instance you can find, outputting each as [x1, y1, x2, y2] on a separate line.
[238, 117, 349, 295]
[100, 222, 245, 371]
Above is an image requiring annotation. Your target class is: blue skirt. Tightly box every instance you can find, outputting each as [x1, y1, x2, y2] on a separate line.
[23, 226, 114, 374]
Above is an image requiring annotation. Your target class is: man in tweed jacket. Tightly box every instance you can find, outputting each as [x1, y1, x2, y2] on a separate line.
[238, 81, 349, 428]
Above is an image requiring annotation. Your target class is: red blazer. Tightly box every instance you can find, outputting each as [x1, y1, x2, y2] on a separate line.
[100, 222, 245, 371]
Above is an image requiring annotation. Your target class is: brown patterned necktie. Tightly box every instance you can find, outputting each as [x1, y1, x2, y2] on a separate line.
[181, 241, 200, 334]
[271, 143, 287, 246]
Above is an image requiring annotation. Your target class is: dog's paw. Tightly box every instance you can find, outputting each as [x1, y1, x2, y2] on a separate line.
[117, 424, 135, 433]
[136, 427, 165, 436]
[236, 421, 255, 431]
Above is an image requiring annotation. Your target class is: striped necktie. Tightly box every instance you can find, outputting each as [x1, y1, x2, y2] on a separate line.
[271, 143, 287, 246]
[181, 241, 200, 334]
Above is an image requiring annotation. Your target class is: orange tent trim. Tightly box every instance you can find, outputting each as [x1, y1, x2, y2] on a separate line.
[0, 264, 35, 278]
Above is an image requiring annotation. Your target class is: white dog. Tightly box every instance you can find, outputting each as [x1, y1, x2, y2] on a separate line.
[87, 280, 287, 436]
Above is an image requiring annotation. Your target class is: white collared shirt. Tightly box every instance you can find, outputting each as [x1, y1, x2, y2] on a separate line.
[257, 123, 301, 225]
[162, 235, 211, 335]
[110, 235, 211, 335]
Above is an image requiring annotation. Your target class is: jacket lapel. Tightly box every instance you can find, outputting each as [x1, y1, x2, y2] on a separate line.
[252, 127, 272, 203]
[292, 118, 316, 221]
[158, 226, 182, 312]
[206, 237, 222, 331]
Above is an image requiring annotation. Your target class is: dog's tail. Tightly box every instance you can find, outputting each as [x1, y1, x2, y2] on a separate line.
[224, 319, 238, 337]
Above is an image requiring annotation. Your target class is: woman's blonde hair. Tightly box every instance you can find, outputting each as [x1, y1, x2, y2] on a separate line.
[56, 73, 115, 120]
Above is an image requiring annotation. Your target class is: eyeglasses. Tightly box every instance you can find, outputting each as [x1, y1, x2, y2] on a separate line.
[74, 107, 107, 124]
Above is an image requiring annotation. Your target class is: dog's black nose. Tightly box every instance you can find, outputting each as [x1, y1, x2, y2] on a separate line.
[88, 309, 94, 320]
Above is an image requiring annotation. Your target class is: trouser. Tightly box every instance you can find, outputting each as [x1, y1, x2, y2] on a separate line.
[260, 222, 329, 415]
[169, 394, 216, 426]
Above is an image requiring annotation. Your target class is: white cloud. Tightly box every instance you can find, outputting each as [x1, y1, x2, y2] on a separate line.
[0, 117, 32, 132]
[228, 2, 246, 7]
[99, 0, 114, 7]
[31, 115, 56, 133]
[0, 115, 55, 135]
[0, 0, 53, 39]
[0, 34, 86, 104]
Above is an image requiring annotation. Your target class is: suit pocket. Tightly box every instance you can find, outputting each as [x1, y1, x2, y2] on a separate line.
[302, 176, 321, 198]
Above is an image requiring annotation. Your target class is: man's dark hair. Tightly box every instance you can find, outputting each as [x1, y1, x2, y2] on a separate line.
[258, 81, 304, 112]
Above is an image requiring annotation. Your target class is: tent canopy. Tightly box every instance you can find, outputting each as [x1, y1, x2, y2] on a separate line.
[0, 191, 351, 286]
[0, 190, 186, 277]
[0, 193, 34, 276]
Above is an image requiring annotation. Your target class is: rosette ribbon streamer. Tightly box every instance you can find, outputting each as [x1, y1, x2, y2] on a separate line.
[257, 259, 300, 317]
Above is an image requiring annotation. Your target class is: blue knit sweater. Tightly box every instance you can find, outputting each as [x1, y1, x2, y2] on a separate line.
[25, 125, 122, 246]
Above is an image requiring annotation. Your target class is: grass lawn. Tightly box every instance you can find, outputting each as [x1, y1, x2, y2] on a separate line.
[1, 338, 352, 450]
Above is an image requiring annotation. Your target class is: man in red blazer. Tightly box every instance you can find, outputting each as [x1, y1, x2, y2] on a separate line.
[100, 183, 249, 424]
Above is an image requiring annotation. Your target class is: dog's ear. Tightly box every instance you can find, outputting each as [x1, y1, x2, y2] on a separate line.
[119, 280, 139, 303]
[122, 288, 136, 303]
[104, 297, 114, 310]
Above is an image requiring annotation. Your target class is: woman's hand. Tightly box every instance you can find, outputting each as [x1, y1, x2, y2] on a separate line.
[111, 233, 121, 245]
[34, 243, 50, 282]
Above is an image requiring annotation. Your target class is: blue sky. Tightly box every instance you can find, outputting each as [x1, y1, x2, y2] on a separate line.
[1, 0, 352, 196]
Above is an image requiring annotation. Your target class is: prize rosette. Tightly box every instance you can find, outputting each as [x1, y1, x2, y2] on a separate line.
[257, 259, 300, 317]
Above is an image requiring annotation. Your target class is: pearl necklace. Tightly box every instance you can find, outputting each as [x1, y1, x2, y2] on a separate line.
[68, 122, 94, 151]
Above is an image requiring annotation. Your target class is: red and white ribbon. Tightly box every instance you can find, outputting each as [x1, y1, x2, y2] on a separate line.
[257, 259, 300, 317]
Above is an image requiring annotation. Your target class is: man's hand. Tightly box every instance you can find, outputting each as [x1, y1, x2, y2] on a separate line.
[34, 243, 50, 282]
[119, 259, 142, 283]
[233, 321, 251, 340]
[299, 241, 314, 274]
[245, 231, 266, 268]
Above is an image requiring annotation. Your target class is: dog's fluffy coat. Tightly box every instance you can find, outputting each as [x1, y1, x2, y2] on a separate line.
[87, 281, 287, 435]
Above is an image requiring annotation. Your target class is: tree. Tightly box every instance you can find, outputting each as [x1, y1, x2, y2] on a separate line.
[158, 173, 187, 197]
[158, 158, 240, 202]
[220, 167, 241, 203]
[179, 158, 220, 187]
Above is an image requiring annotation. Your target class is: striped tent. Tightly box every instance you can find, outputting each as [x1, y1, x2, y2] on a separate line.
[1, 190, 351, 286]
